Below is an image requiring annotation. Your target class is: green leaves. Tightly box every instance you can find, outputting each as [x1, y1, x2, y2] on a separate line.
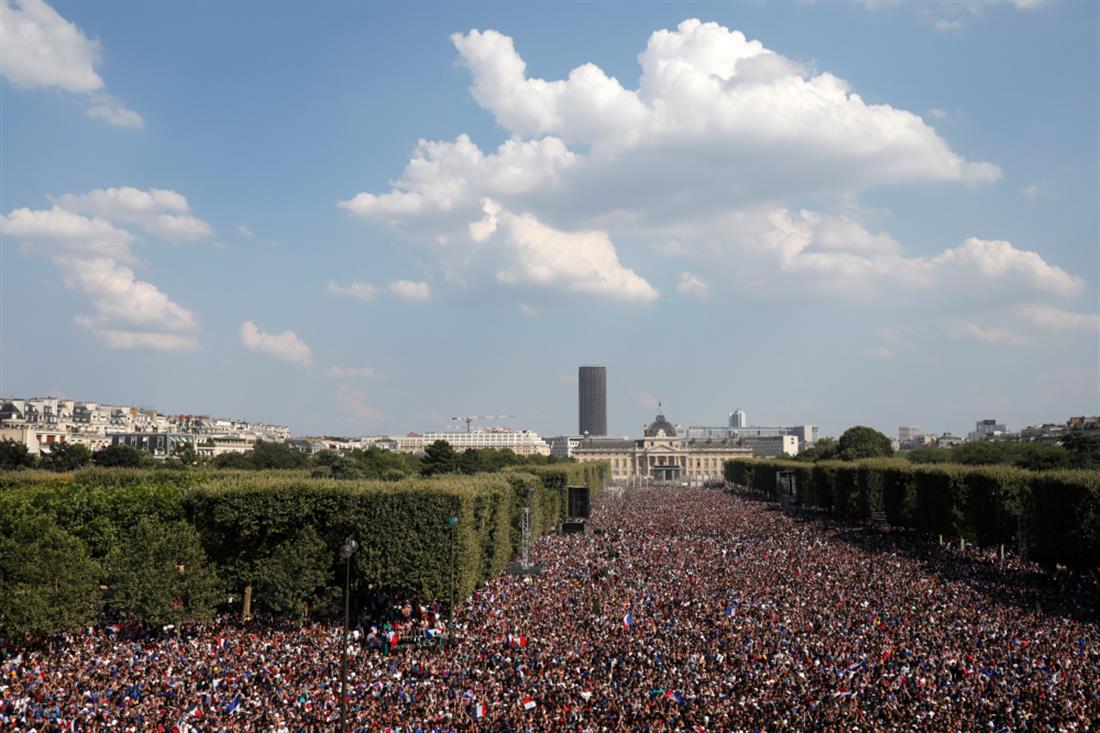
[0, 516, 101, 637]
[106, 516, 221, 627]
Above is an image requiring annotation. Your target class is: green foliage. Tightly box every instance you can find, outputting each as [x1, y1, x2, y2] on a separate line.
[106, 516, 221, 626]
[907, 441, 1070, 471]
[249, 440, 308, 469]
[837, 426, 893, 460]
[421, 440, 458, 476]
[0, 461, 611, 631]
[0, 516, 101, 638]
[1059, 432, 1100, 469]
[212, 452, 253, 469]
[92, 443, 144, 468]
[0, 439, 35, 471]
[794, 437, 838, 462]
[252, 525, 333, 617]
[39, 442, 92, 472]
[724, 456, 1100, 569]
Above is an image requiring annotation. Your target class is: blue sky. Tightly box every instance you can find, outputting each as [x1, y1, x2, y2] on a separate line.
[1, 0, 1097, 439]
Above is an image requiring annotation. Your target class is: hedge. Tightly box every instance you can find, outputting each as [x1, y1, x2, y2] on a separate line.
[0, 463, 609, 633]
[724, 458, 1100, 570]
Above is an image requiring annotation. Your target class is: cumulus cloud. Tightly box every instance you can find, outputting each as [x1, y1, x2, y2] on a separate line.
[3, 187, 209, 351]
[85, 95, 144, 129]
[1016, 304, 1100, 332]
[237, 224, 255, 237]
[240, 321, 313, 366]
[0, 0, 142, 127]
[51, 187, 211, 240]
[59, 256, 196, 331]
[677, 272, 710, 299]
[327, 280, 377, 301]
[388, 280, 431, 301]
[947, 320, 1030, 345]
[726, 208, 1082, 302]
[1, 206, 136, 261]
[470, 200, 658, 303]
[0, 0, 102, 92]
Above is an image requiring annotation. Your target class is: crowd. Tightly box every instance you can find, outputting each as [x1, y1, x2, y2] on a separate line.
[2, 486, 1097, 731]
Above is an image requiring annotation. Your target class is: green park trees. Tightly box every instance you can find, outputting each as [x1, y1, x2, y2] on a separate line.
[0, 439, 34, 470]
[92, 444, 144, 468]
[837, 426, 894, 460]
[106, 516, 221, 627]
[0, 517, 101, 637]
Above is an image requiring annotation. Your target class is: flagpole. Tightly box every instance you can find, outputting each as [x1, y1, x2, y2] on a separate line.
[339, 535, 358, 733]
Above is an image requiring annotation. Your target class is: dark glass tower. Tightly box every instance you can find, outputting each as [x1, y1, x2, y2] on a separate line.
[578, 365, 607, 436]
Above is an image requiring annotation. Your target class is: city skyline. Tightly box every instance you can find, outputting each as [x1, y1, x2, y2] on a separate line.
[2, 1, 1097, 439]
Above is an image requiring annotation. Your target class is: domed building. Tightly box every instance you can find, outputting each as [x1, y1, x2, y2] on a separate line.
[574, 404, 751, 483]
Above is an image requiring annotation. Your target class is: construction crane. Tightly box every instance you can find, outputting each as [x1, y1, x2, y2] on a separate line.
[450, 415, 514, 433]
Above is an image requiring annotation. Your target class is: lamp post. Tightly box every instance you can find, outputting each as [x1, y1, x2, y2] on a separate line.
[338, 535, 358, 733]
[446, 515, 458, 641]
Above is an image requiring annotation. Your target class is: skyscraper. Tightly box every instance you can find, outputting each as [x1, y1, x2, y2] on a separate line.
[578, 365, 607, 436]
[729, 409, 747, 428]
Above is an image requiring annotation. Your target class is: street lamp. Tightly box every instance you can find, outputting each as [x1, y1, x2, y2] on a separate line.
[446, 515, 458, 641]
[338, 535, 358, 733]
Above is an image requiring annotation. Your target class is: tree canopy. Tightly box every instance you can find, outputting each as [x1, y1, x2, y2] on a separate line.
[837, 426, 893, 460]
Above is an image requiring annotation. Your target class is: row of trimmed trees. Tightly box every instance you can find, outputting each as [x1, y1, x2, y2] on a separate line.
[0, 463, 609, 640]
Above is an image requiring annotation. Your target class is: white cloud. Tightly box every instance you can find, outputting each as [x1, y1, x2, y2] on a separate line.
[935, 19, 964, 31]
[83, 328, 200, 352]
[335, 383, 384, 421]
[927, 107, 948, 119]
[52, 187, 211, 240]
[85, 95, 144, 129]
[388, 280, 431, 301]
[1, 206, 136, 261]
[865, 345, 895, 358]
[59, 256, 197, 332]
[327, 365, 386, 379]
[0, 0, 143, 128]
[518, 303, 540, 317]
[728, 208, 1082, 301]
[948, 320, 1030, 345]
[327, 280, 377, 301]
[237, 224, 255, 237]
[471, 200, 658, 303]
[0, 0, 102, 92]
[1014, 0, 1047, 10]
[240, 321, 313, 366]
[4, 187, 209, 351]
[1016, 304, 1100, 332]
[677, 272, 710, 299]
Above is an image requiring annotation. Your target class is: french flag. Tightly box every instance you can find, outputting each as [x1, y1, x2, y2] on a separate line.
[724, 602, 738, 618]
[472, 702, 487, 719]
[623, 612, 634, 629]
[216, 637, 226, 650]
[521, 696, 536, 710]
[225, 695, 240, 715]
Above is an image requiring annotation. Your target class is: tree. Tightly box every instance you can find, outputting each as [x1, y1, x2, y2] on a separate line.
[837, 427, 893, 460]
[92, 443, 144, 468]
[252, 526, 333, 617]
[421, 440, 458, 476]
[39, 442, 92, 472]
[249, 440, 308, 469]
[1062, 432, 1100, 470]
[171, 442, 199, 466]
[0, 516, 101, 637]
[795, 437, 838, 462]
[213, 451, 253, 469]
[0, 439, 34, 471]
[106, 516, 222, 626]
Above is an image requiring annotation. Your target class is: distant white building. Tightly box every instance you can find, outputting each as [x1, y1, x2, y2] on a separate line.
[548, 435, 583, 458]
[398, 429, 551, 457]
[899, 425, 921, 443]
[741, 434, 799, 457]
[729, 409, 747, 428]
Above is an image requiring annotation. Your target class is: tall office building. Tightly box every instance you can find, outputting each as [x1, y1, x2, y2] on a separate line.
[729, 409, 747, 428]
[578, 365, 607, 436]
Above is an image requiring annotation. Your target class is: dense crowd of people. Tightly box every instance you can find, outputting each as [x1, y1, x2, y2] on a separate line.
[2, 486, 1097, 731]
